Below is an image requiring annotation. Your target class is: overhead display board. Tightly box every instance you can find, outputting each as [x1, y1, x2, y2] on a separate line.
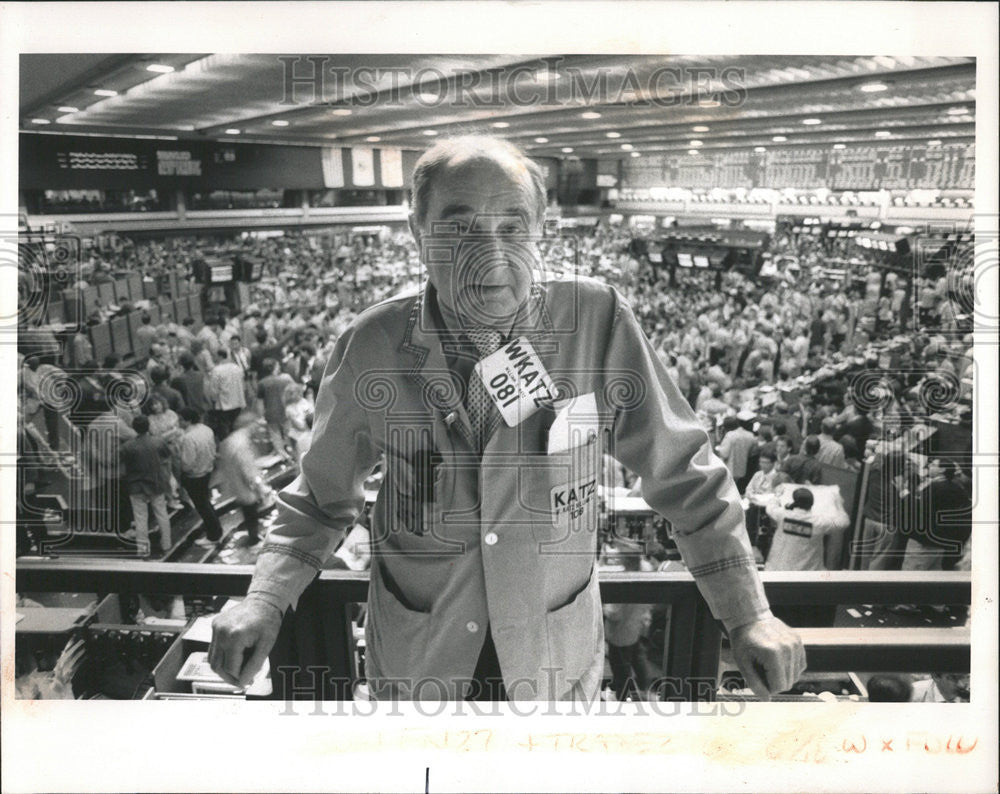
[623, 141, 974, 191]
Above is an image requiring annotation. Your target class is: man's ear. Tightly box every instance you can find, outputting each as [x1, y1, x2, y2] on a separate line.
[407, 212, 422, 256]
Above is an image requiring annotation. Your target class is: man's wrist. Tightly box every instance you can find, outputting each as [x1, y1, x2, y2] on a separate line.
[725, 608, 775, 637]
[244, 592, 287, 619]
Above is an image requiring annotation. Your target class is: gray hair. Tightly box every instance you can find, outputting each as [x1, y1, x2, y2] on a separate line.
[410, 136, 547, 228]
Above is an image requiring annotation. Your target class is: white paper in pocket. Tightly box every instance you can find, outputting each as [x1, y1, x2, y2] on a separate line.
[547, 392, 600, 455]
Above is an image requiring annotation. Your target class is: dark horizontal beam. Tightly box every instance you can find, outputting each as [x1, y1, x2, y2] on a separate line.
[796, 627, 970, 672]
[17, 560, 970, 607]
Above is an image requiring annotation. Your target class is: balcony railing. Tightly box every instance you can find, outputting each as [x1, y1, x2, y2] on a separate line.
[17, 560, 970, 701]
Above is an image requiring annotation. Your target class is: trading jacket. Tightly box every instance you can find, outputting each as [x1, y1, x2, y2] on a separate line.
[247, 275, 771, 700]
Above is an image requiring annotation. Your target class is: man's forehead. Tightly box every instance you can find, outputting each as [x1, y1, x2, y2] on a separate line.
[430, 155, 533, 202]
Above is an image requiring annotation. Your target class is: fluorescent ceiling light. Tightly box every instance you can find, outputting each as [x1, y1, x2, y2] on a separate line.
[331, 108, 353, 116]
[94, 89, 118, 97]
[366, 136, 381, 142]
[224, 128, 241, 135]
[146, 64, 175, 73]
[772, 135, 787, 142]
[605, 132, 621, 138]
[271, 119, 290, 127]
[534, 137, 548, 143]
[57, 106, 78, 113]
[580, 111, 602, 120]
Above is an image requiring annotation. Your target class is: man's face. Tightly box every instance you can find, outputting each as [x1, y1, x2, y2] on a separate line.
[932, 673, 969, 701]
[411, 156, 541, 330]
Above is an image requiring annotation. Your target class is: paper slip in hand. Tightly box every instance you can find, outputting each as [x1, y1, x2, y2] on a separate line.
[547, 392, 600, 454]
[473, 336, 557, 428]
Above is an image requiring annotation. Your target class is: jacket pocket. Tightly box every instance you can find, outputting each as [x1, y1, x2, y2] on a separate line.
[545, 564, 603, 694]
[365, 562, 432, 688]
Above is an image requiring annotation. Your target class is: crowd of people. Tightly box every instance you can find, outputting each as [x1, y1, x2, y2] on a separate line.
[17, 221, 973, 571]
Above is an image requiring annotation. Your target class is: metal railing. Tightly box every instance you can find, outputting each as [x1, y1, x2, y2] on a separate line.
[17, 560, 971, 700]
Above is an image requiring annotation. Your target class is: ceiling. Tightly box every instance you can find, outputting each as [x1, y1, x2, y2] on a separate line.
[20, 54, 976, 159]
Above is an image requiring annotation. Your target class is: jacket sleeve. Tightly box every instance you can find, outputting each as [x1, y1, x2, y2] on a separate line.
[246, 329, 380, 613]
[603, 291, 772, 633]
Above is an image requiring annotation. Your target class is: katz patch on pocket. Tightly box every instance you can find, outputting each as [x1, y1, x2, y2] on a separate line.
[550, 475, 599, 526]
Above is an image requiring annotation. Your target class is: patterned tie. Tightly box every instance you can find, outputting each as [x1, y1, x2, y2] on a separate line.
[466, 328, 503, 451]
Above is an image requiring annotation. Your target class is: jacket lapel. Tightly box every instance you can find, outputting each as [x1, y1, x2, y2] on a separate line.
[401, 287, 476, 445]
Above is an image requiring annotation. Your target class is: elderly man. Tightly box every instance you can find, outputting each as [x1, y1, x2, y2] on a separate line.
[210, 136, 804, 701]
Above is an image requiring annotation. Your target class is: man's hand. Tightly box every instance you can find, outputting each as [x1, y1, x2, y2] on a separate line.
[208, 599, 283, 689]
[729, 616, 806, 701]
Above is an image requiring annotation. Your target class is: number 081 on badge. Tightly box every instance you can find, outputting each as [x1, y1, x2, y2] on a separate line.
[473, 337, 557, 427]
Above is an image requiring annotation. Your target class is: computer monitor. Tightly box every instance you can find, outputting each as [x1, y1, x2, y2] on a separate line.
[677, 252, 693, 268]
[693, 255, 710, 268]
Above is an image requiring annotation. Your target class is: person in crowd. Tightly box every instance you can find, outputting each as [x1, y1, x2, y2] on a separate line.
[228, 334, 253, 395]
[119, 415, 173, 556]
[866, 675, 913, 702]
[191, 339, 215, 376]
[902, 459, 972, 571]
[145, 393, 184, 511]
[838, 434, 863, 472]
[176, 315, 197, 346]
[814, 417, 847, 468]
[717, 414, 757, 493]
[745, 447, 786, 500]
[781, 435, 823, 485]
[209, 135, 804, 702]
[177, 407, 224, 547]
[696, 382, 730, 418]
[206, 347, 247, 440]
[765, 487, 849, 572]
[911, 673, 970, 703]
[256, 358, 295, 461]
[150, 366, 185, 413]
[215, 411, 267, 547]
[171, 352, 210, 414]
[863, 451, 917, 571]
[284, 381, 315, 452]
[197, 315, 222, 355]
[71, 328, 94, 369]
[134, 312, 158, 359]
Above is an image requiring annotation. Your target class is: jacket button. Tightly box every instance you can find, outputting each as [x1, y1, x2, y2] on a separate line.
[466, 621, 479, 633]
[484, 532, 498, 546]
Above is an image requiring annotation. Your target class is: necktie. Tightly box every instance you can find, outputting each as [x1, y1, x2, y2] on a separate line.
[466, 328, 503, 451]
